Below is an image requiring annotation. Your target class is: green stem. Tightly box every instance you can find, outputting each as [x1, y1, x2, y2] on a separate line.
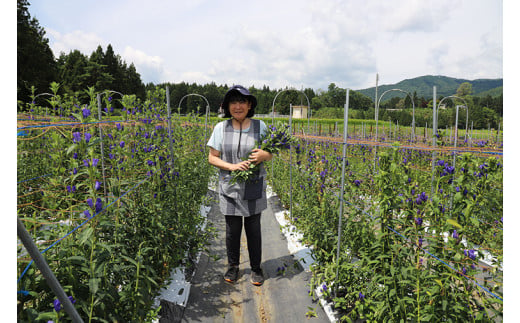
[88, 234, 97, 322]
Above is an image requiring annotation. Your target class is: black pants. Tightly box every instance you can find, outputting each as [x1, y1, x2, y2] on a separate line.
[225, 213, 262, 272]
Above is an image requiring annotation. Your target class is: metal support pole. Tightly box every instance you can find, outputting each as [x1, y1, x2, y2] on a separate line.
[17, 218, 84, 322]
[166, 86, 175, 167]
[289, 104, 293, 221]
[335, 89, 349, 297]
[96, 94, 108, 204]
[430, 86, 438, 196]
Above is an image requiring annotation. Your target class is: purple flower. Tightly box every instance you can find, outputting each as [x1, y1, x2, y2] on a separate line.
[83, 159, 90, 167]
[418, 237, 423, 247]
[87, 198, 93, 209]
[92, 158, 99, 167]
[452, 230, 459, 239]
[358, 292, 365, 301]
[84, 210, 92, 219]
[72, 132, 82, 143]
[415, 217, 423, 226]
[322, 284, 327, 292]
[462, 267, 467, 275]
[116, 123, 123, 131]
[120, 141, 125, 148]
[73, 152, 78, 159]
[82, 108, 91, 118]
[147, 160, 154, 166]
[66, 185, 72, 193]
[468, 249, 477, 260]
[95, 198, 103, 213]
[353, 180, 361, 187]
[53, 296, 75, 312]
[84, 133, 92, 143]
[95, 181, 101, 191]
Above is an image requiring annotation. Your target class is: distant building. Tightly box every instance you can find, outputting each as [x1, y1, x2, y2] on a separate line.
[292, 105, 309, 119]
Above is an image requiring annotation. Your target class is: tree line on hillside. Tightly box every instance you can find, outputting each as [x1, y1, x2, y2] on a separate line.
[18, 0, 502, 129]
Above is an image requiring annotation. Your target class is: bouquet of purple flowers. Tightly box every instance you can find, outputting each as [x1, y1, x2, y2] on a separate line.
[230, 122, 298, 184]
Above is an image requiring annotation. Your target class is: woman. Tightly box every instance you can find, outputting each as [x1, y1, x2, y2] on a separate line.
[207, 85, 272, 286]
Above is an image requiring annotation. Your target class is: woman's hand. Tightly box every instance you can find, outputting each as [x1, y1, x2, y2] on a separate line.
[229, 160, 252, 171]
[248, 148, 273, 165]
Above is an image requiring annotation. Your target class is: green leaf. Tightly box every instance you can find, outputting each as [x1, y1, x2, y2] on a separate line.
[67, 255, 88, 265]
[66, 144, 78, 155]
[446, 218, 462, 229]
[89, 277, 100, 294]
[78, 227, 94, 245]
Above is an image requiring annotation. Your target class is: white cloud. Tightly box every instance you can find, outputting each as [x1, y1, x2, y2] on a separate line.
[46, 29, 105, 56]
[121, 46, 168, 84]
[33, 0, 502, 91]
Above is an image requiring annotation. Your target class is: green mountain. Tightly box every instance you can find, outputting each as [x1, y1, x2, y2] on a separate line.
[355, 75, 502, 102]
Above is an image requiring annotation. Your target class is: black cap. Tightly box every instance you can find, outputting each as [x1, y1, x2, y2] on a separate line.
[222, 85, 257, 118]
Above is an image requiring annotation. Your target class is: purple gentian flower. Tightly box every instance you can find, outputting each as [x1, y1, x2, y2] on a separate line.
[87, 198, 93, 209]
[120, 141, 125, 148]
[415, 217, 423, 226]
[353, 180, 361, 187]
[53, 296, 75, 312]
[358, 292, 365, 301]
[95, 198, 102, 213]
[72, 168, 78, 175]
[84, 210, 91, 219]
[83, 159, 90, 167]
[82, 108, 91, 118]
[468, 249, 476, 260]
[73, 152, 78, 159]
[84, 133, 92, 143]
[92, 158, 99, 167]
[452, 230, 459, 239]
[72, 132, 82, 143]
[95, 181, 101, 191]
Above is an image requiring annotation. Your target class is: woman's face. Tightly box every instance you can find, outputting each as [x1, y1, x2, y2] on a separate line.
[229, 97, 251, 122]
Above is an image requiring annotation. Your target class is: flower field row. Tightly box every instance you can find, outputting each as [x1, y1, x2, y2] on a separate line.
[17, 89, 215, 321]
[17, 86, 503, 321]
[268, 134, 503, 321]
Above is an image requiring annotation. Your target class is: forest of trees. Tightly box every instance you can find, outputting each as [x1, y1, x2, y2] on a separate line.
[17, 0, 503, 129]
[17, 0, 145, 106]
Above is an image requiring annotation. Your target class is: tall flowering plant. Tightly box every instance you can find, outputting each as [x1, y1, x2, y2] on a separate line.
[230, 123, 298, 184]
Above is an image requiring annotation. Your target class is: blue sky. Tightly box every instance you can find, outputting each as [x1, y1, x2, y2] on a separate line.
[23, 0, 504, 91]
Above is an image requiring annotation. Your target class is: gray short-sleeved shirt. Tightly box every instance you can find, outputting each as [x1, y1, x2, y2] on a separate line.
[207, 119, 268, 152]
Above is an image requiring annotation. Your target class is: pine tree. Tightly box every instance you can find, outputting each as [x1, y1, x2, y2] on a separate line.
[17, 0, 58, 106]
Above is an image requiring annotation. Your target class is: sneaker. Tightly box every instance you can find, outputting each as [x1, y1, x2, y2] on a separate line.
[224, 266, 239, 283]
[250, 269, 264, 286]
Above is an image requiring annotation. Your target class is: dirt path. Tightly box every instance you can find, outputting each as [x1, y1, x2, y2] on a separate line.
[181, 190, 329, 323]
